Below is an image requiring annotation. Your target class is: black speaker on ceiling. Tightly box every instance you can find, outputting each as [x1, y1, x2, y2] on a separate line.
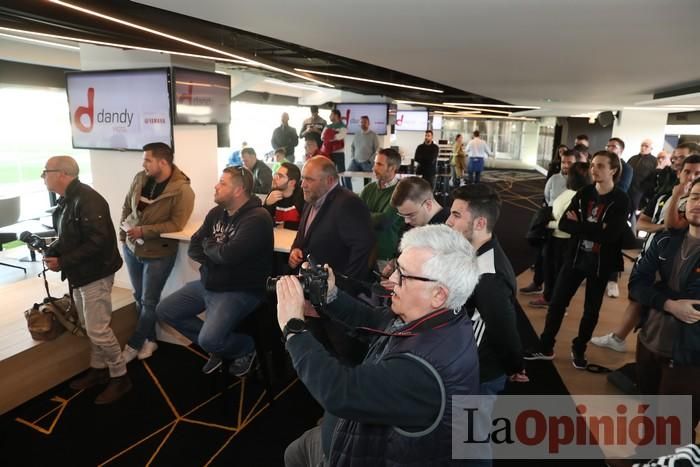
[597, 111, 616, 127]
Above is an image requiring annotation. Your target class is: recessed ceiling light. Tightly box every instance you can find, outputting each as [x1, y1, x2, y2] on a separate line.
[295, 68, 443, 93]
[48, 0, 333, 87]
[0, 26, 251, 65]
[0, 32, 80, 50]
[443, 102, 541, 110]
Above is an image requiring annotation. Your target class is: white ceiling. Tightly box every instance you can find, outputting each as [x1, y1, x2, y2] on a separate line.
[138, 0, 700, 116]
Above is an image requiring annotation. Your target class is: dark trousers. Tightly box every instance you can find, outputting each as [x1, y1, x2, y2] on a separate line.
[636, 340, 700, 435]
[542, 237, 569, 302]
[533, 246, 544, 287]
[540, 263, 608, 354]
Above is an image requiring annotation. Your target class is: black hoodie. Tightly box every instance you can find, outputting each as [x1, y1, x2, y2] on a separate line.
[188, 196, 273, 294]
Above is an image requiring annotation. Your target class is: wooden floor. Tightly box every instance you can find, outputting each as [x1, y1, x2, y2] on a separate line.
[516, 257, 637, 397]
[0, 246, 136, 414]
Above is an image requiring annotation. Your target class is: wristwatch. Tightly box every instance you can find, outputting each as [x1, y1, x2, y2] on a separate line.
[282, 318, 307, 341]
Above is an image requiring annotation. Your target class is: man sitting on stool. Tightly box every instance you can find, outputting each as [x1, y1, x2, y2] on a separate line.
[156, 166, 273, 375]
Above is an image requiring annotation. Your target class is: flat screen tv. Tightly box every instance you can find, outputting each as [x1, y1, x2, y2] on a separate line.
[173, 67, 231, 124]
[66, 68, 173, 151]
[335, 103, 388, 135]
[396, 110, 428, 132]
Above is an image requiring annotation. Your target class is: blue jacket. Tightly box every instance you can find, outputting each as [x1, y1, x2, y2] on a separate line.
[629, 229, 700, 366]
[287, 290, 480, 466]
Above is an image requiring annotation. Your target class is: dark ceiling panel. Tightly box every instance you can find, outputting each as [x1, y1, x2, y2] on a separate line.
[0, 0, 513, 111]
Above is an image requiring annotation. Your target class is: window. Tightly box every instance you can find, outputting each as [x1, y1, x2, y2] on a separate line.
[0, 86, 91, 219]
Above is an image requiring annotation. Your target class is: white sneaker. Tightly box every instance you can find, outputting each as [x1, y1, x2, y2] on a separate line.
[590, 333, 626, 352]
[137, 340, 158, 360]
[606, 281, 619, 298]
[122, 345, 139, 364]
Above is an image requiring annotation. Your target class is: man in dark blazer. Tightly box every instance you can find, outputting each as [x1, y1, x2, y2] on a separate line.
[289, 156, 375, 282]
[289, 156, 375, 363]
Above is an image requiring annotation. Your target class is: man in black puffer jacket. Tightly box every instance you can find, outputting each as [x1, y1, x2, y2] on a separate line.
[42, 156, 127, 404]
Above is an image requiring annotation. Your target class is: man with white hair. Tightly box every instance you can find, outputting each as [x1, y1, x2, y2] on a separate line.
[278, 225, 481, 466]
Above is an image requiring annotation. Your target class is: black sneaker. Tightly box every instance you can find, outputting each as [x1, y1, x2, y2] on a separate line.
[523, 348, 554, 361]
[202, 354, 223, 374]
[229, 350, 256, 378]
[519, 283, 543, 295]
[571, 349, 588, 370]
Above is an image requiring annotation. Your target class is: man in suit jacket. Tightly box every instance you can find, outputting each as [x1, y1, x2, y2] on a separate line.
[289, 156, 375, 282]
[289, 156, 375, 363]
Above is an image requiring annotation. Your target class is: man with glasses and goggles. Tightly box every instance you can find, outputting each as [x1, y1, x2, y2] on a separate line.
[377, 176, 450, 283]
[278, 225, 480, 467]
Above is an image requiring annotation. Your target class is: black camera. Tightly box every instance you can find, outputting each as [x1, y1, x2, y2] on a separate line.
[19, 231, 58, 256]
[267, 258, 329, 307]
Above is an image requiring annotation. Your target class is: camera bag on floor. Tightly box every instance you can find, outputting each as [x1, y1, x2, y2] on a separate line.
[25, 294, 85, 341]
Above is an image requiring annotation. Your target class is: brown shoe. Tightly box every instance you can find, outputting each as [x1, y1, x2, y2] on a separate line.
[69, 368, 109, 390]
[94, 375, 132, 405]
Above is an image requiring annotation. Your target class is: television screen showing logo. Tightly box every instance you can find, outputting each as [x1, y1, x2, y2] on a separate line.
[395, 110, 428, 132]
[335, 103, 388, 135]
[173, 68, 231, 124]
[66, 69, 172, 151]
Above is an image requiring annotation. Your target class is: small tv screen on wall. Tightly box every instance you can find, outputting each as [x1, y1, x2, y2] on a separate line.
[335, 103, 388, 135]
[173, 67, 231, 124]
[66, 68, 173, 151]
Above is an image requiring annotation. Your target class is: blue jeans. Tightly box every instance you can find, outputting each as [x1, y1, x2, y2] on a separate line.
[344, 159, 373, 188]
[122, 244, 177, 350]
[156, 280, 259, 358]
[468, 157, 485, 184]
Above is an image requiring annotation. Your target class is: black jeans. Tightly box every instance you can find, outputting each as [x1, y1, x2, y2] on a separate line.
[330, 152, 348, 188]
[542, 237, 569, 302]
[540, 263, 608, 354]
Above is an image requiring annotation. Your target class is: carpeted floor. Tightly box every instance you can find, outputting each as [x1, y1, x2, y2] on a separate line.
[1, 169, 605, 466]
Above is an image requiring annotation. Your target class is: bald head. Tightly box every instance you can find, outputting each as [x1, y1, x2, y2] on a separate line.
[48, 156, 79, 176]
[301, 156, 338, 203]
[43, 155, 80, 196]
[640, 139, 653, 155]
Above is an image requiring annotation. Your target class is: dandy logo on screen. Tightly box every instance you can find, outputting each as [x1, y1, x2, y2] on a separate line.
[74, 87, 94, 132]
[73, 86, 135, 133]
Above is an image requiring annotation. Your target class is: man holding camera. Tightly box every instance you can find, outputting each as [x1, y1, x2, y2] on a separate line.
[41, 156, 128, 404]
[278, 225, 481, 466]
[156, 166, 273, 376]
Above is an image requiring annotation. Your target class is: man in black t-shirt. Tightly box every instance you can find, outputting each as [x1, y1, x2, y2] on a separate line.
[414, 130, 439, 187]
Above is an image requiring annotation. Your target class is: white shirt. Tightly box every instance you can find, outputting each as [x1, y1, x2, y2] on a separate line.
[466, 137, 493, 159]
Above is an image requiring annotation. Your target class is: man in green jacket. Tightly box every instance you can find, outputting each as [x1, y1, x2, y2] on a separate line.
[120, 142, 195, 362]
[360, 147, 403, 272]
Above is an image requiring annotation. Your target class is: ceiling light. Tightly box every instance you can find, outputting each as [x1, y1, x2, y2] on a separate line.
[439, 103, 511, 115]
[0, 32, 80, 50]
[443, 102, 541, 110]
[395, 100, 480, 113]
[295, 68, 443, 93]
[48, 0, 333, 87]
[0, 26, 251, 65]
[623, 106, 695, 112]
[263, 79, 322, 92]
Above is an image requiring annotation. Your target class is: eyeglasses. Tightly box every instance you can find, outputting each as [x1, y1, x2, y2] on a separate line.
[397, 199, 428, 219]
[40, 169, 61, 178]
[393, 261, 437, 287]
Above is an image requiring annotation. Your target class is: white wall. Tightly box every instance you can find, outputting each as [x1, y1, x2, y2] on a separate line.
[612, 109, 669, 160]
